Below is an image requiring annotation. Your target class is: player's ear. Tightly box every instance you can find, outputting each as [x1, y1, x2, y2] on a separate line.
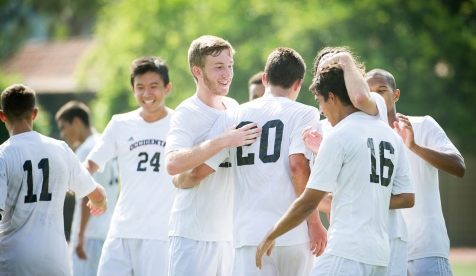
[192, 66, 203, 80]
[293, 79, 303, 92]
[32, 108, 39, 120]
[165, 82, 172, 95]
[262, 73, 267, 86]
[0, 110, 6, 123]
[393, 89, 401, 103]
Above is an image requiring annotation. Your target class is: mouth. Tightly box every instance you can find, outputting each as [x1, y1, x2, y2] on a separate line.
[143, 99, 155, 104]
[218, 80, 230, 86]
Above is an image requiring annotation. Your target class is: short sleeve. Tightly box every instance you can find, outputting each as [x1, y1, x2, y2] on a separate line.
[87, 117, 118, 170]
[422, 116, 461, 156]
[289, 107, 320, 160]
[306, 134, 344, 193]
[370, 92, 388, 123]
[0, 158, 7, 211]
[165, 107, 196, 154]
[66, 145, 97, 198]
[391, 141, 414, 195]
[204, 112, 229, 170]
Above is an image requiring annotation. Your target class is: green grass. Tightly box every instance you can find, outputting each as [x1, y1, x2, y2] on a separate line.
[451, 262, 476, 276]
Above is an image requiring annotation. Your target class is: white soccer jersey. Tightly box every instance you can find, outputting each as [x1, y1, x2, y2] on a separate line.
[71, 133, 119, 241]
[205, 97, 321, 248]
[401, 116, 461, 260]
[87, 108, 176, 240]
[307, 111, 413, 266]
[0, 131, 97, 275]
[165, 94, 238, 241]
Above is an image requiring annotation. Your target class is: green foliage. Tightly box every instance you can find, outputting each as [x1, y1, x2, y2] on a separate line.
[82, 0, 476, 154]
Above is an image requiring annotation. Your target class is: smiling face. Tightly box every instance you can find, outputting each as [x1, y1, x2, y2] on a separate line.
[132, 71, 171, 119]
[198, 49, 234, 96]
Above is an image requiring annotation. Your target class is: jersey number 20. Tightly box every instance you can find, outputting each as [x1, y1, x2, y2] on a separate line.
[23, 159, 52, 203]
[236, 120, 283, 166]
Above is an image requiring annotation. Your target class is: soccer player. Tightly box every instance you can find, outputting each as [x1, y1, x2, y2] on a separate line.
[55, 101, 119, 276]
[256, 63, 414, 275]
[365, 68, 466, 276]
[248, 71, 265, 101]
[304, 49, 415, 276]
[175, 47, 328, 275]
[0, 84, 107, 276]
[165, 35, 261, 275]
[82, 57, 177, 276]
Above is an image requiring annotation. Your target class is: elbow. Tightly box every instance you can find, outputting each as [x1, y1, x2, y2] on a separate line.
[406, 194, 415, 208]
[454, 163, 466, 178]
[165, 155, 182, 175]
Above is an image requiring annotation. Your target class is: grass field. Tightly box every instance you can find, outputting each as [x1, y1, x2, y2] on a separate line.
[450, 248, 476, 276]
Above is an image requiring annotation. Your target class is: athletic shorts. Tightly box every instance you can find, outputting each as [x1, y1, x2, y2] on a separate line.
[168, 236, 233, 276]
[407, 257, 453, 276]
[386, 238, 408, 276]
[311, 254, 387, 276]
[97, 237, 168, 276]
[233, 242, 312, 276]
[70, 238, 105, 276]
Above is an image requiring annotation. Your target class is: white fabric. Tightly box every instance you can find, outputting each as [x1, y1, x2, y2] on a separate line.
[87, 108, 177, 240]
[233, 243, 312, 276]
[97, 237, 168, 276]
[0, 131, 97, 275]
[407, 256, 453, 276]
[307, 112, 413, 266]
[165, 94, 238, 242]
[71, 133, 119, 241]
[70, 238, 105, 276]
[206, 97, 320, 248]
[386, 238, 408, 276]
[401, 116, 461, 261]
[310, 254, 387, 276]
[168, 236, 233, 276]
[321, 93, 413, 243]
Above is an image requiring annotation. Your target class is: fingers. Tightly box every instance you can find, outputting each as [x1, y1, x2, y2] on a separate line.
[312, 240, 326, 257]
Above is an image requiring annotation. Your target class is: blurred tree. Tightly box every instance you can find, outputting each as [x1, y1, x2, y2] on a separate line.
[79, 0, 475, 154]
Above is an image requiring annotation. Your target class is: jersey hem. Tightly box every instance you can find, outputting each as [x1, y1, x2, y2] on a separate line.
[326, 251, 388, 267]
[408, 252, 449, 261]
[168, 232, 232, 242]
[234, 237, 310, 249]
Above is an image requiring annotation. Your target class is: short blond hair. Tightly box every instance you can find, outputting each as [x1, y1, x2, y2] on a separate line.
[188, 35, 235, 81]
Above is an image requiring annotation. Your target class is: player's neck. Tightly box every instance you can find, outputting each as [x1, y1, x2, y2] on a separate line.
[140, 107, 169, 123]
[388, 110, 398, 128]
[196, 87, 226, 110]
[263, 86, 295, 100]
[8, 120, 33, 137]
[78, 127, 94, 144]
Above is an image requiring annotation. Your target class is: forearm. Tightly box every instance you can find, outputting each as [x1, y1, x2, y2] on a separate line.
[390, 193, 415, 209]
[340, 55, 377, 115]
[83, 159, 99, 176]
[166, 137, 227, 175]
[172, 170, 202, 189]
[409, 144, 465, 178]
[79, 197, 91, 236]
[268, 198, 319, 240]
[87, 184, 107, 207]
[172, 163, 215, 189]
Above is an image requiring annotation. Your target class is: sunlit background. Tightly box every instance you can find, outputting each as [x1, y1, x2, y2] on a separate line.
[1, 0, 475, 274]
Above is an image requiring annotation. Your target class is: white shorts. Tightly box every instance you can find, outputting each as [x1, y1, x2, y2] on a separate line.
[386, 238, 408, 276]
[70, 238, 105, 276]
[168, 236, 233, 276]
[233, 243, 313, 276]
[97, 237, 168, 276]
[311, 254, 387, 276]
[407, 257, 453, 276]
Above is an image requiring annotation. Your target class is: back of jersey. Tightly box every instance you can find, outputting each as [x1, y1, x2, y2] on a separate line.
[308, 111, 411, 266]
[0, 131, 96, 275]
[207, 97, 320, 248]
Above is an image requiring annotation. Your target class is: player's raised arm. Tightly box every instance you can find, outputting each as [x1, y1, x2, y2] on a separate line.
[318, 52, 379, 116]
[165, 122, 261, 175]
[86, 183, 107, 216]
